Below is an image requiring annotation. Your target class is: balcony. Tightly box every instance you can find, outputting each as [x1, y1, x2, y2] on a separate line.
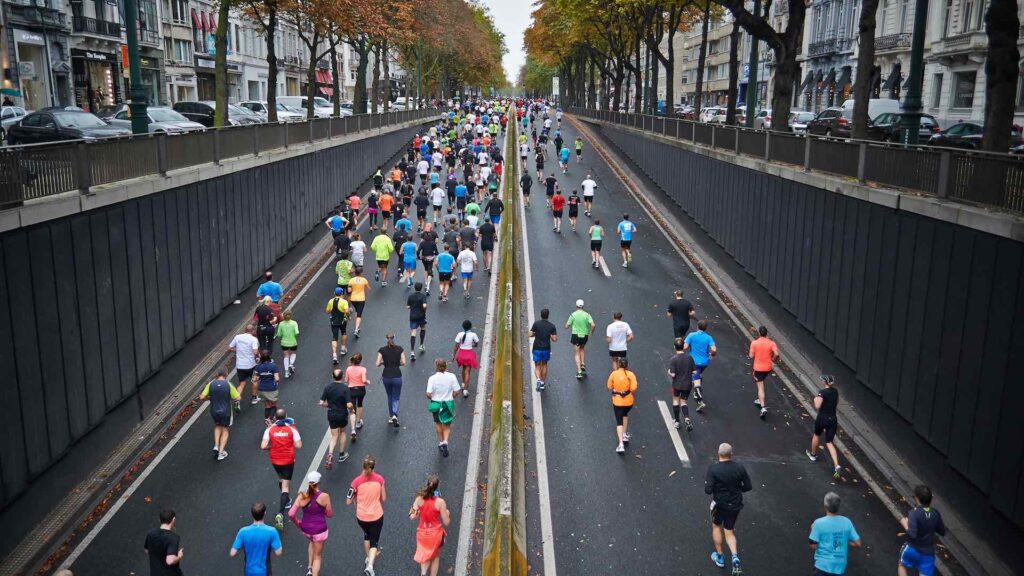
[72, 16, 121, 39]
[808, 37, 854, 57]
[139, 28, 161, 46]
[929, 31, 987, 63]
[875, 32, 911, 53]
[4, 2, 68, 29]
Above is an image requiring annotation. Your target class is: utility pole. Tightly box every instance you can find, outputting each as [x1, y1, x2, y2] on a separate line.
[124, 0, 149, 134]
[744, 0, 761, 128]
[900, 0, 929, 144]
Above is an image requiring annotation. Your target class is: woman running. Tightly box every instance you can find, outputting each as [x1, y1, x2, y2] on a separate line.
[426, 359, 461, 457]
[348, 454, 386, 576]
[367, 190, 380, 230]
[410, 474, 451, 576]
[588, 219, 605, 269]
[607, 358, 638, 454]
[452, 320, 480, 398]
[346, 353, 368, 441]
[288, 471, 333, 576]
[275, 310, 299, 378]
[376, 333, 407, 428]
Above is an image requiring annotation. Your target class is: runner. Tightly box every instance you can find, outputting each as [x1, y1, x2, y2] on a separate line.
[144, 510, 183, 576]
[426, 359, 462, 457]
[749, 326, 780, 420]
[705, 442, 752, 575]
[550, 187, 565, 233]
[898, 485, 946, 576]
[667, 339, 697, 431]
[454, 179, 468, 220]
[199, 370, 239, 461]
[229, 324, 260, 409]
[372, 166, 385, 190]
[275, 310, 299, 378]
[230, 503, 283, 576]
[336, 252, 354, 294]
[407, 282, 428, 360]
[456, 244, 477, 299]
[370, 230, 394, 287]
[261, 408, 302, 531]
[484, 190, 504, 225]
[257, 271, 283, 304]
[519, 141, 530, 166]
[325, 288, 351, 363]
[684, 319, 717, 412]
[809, 492, 862, 576]
[464, 199, 481, 227]
[529, 308, 558, 391]
[574, 136, 583, 162]
[519, 171, 533, 208]
[348, 455, 386, 576]
[348, 267, 370, 338]
[535, 148, 545, 180]
[452, 320, 480, 398]
[414, 188, 430, 232]
[287, 472, 333, 576]
[588, 219, 605, 269]
[559, 144, 571, 174]
[806, 375, 843, 480]
[605, 311, 634, 370]
[319, 368, 353, 469]
[581, 175, 597, 217]
[417, 231, 438, 295]
[544, 172, 558, 208]
[429, 182, 446, 225]
[667, 289, 696, 339]
[566, 189, 581, 232]
[401, 235, 418, 288]
[345, 353, 368, 440]
[616, 214, 637, 268]
[607, 358, 638, 454]
[376, 333, 406, 427]
[410, 474, 451, 576]
[254, 296, 279, 353]
[436, 244, 456, 302]
[477, 215, 496, 273]
[255, 351, 281, 425]
[350, 233, 367, 269]
[565, 299, 596, 379]
[325, 209, 347, 239]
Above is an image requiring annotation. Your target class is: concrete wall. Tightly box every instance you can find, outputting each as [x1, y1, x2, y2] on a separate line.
[0, 126, 418, 508]
[594, 122, 1024, 528]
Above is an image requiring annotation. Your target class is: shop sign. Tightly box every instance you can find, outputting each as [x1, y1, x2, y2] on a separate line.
[14, 30, 44, 45]
[18, 61, 35, 78]
[139, 56, 159, 69]
[196, 57, 215, 69]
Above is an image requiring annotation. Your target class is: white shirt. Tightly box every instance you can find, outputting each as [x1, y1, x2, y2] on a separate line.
[454, 330, 480, 350]
[519, 143, 529, 157]
[477, 151, 489, 165]
[417, 160, 430, 175]
[427, 371, 462, 401]
[432, 151, 444, 167]
[262, 423, 301, 445]
[457, 249, 477, 273]
[544, 119, 553, 129]
[467, 214, 479, 228]
[606, 320, 633, 352]
[430, 187, 446, 205]
[350, 240, 366, 265]
[480, 166, 491, 181]
[581, 179, 597, 197]
[229, 333, 260, 369]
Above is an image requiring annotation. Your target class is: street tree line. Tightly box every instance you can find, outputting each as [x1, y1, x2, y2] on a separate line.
[211, 0, 508, 125]
[523, 0, 1020, 152]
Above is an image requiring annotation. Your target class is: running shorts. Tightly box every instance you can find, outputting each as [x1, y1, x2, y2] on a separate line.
[753, 370, 771, 382]
[358, 517, 384, 548]
[672, 324, 690, 339]
[417, 209, 428, 219]
[236, 368, 254, 384]
[814, 415, 838, 443]
[693, 364, 709, 380]
[532, 349, 551, 363]
[421, 260, 435, 276]
[439, 271, 452, 282]
[328, 411, 348, 430]
[480, 241, 494, 252]
[621, 240, 632, 249]
[349, 386, 367, 407]
[583, 194, 594, 203]
[404, 259, 417, 271]
[522, 187, 531, 196]
[608, 349, 627, 358]
[568, 207, 579, 217]
[671, 386, 692, 399]
[590, 240, 602, 251]
[351, 301, 366, 317]
[382, 211, 391, 221]
[211, 409, 233, 427]
[331, 323, 348, 339]
[410, 319, 427, 330]
[461, 271, 473, 279]
[259, 389, 279, 403]
[376, 258, 389, 268]
[281, 345, 297, 352]
[456, 197, 467, 209]
[613, 404, 632, 425]
[711, 506, 740, 530]
[273, 462, 295, 481]
[899, 544, 936, 576]
[553, 210, 563, 218]
[490, 214, 501, 225]
[570, 334, 589, 347]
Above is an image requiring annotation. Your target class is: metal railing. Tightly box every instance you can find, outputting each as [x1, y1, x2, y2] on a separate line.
[0, 108, 436, 209]
[875, 32, 912, 52]
[571, 107, 1024, 214]
[72, 15, 121, 38]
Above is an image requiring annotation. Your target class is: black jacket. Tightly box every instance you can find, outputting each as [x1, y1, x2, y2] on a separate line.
[704, 460, 752, 511]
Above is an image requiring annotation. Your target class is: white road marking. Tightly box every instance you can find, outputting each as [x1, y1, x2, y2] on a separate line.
[656, 400, 691, 467]
[598, 256, 611, 277]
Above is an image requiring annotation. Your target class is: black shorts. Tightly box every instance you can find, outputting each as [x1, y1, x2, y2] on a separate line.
[609, 350, 627, 358]
[568, 207, 579, 217]
[212, 410, 233, 427]
[417, 210, 428, 219]
[814, 416, 838, 443]
[331, 324, 347, 339]
[358, 517, 384, 548]
[613, 404, 632, 425]
[621, 240, 632, 249]
[328, 412, 348, 429]
[672, 324, 690, 339]
[457, 197, 467, 209]
[352, 301, 365, 317]
[236, 368, 254, 384]
[553, 209, 563, 218]
[575, 149, 582, 157]
[753, 370, 771, 382]
[273, 463, 295, 481]
[481, 241, 494, 252]
[672, 386, 692, 399]
[410, 318, 427, 330]
[590, 240, 602, 251]
[349, 386, 366, 407]
[381, 211, 391, 221]
[281, 345, 297, 351]
[421, 260, 435, 276]
[522, 188, 531, 196]
[376, 258, 389, 268]
[570, 334, 589, 347]
[546, 189, 555, 197]
[711, 506, 740, 530]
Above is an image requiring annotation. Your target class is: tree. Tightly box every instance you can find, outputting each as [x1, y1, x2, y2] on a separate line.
[694, 1, 711, 113]
[982, 0, 1021, 152]
[851, 0, 880, 139]
[280, 0, 341, 119]
[214, 0, 232, 127]
[725, 20, 740, 124]
[239, 0, 281, 122]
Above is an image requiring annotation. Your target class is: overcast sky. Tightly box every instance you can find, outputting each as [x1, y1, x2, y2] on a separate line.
[481, 0, 533, 83]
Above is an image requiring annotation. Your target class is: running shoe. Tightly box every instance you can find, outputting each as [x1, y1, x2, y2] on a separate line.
[441, 444, 450, 458]
[419, 344, 425, 353]
[731, 556, 742, 574]
[284, 370, 290, 379]
[685, 418, 693, 432]
[354, 329, 360, 338]
[753, 398, 762, 407]
[575, 371, 583, 380]
[234, 400, 241, 413]
[759, 408, 768, 420]
[213, 444, 220, 452]
[381, 281, 387, 287]
[628, 254, 633, 263]
[464, 291, 470, 299]
[306, 567, 312, 576]
[833, 466, 841, 480]
[410, 352, 416, 361]
[218, 451, 228, 461]
[274, 513, 284, 531]
[710, 552, 725, 568]
[374, 270, 380, 282]
[535, 379, 543, 392]
[697, 401, 707, 412]
[805, 450, 818, 462]
[289, 366, 295, 377]
[332, 356, 339, 366]
[615, 443, 625, 454]
[673, 419, 680, 429]
[581, 363, 587, 374]
[621, 261, 627, 268]
[350, 431, 358, 442]
[251, 395, 260, 405]
[356, 419, 364, 430]
[341, 346, 348, 355]
[623, 432, 631, 444]
[392, 416, 400, 428]
[462, 388, 469, 398]
[338, 451, 349, 462]
[325, 452, 333, 470]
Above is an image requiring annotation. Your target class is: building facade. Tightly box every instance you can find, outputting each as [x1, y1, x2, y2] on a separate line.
[3, 0, 74, 111]
[798, 0, 858, 112]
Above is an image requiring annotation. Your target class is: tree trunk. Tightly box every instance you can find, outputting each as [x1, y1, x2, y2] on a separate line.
[264, 1, 278, 122]
[305, 43, 318, 120]
[648, 42, 657, 114]
[770, 43, 799, 131]
[213, 0, 232, 127]
[983, 0, 1021, 152]
[383, 39, 391, 112]
[371, 43, 380, 114]
[633, 35, 643, 113]
[726, 23, 740, 124]
[331, 39, 340, 116]
[666, 26, 676, 108]
[352, 36, 369, 114]
[613, 62, 624, 110]
[588, 57, 597, 109]
[624, 67, 632, 110]
[695, 2, 711, 114]
[851, 0, 880, 139]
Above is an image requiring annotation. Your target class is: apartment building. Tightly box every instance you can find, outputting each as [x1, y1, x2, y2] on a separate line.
[2, 0, 74, 110]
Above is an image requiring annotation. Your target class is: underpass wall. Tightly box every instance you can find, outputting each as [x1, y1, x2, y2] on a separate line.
[591, 121, 1024, 529]
[0, 125, 419, 508]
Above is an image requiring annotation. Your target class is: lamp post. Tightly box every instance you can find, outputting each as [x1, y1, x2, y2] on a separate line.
[899, 0, 929, 145]
[124, 0, 149, 134]
[744, 0, 761, 127]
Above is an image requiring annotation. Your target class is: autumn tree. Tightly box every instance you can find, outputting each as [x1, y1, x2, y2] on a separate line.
[239, 0, 282, 121]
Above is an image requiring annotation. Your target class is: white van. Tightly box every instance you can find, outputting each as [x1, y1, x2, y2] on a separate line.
[277, 96, 334, 118]
[841, 98, 901, 122]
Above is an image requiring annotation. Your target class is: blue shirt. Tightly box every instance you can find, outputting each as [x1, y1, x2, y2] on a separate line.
[328, 215, 345, 232]
[430, 172, 440, 185]
[232, 523, 282, 576]
[809, 515, 859, 574]
[256, 281, 283, 303]
[420, 143, 429, 156]
[437, 252, 455, 273]
[617, 220, 636, 241]
[684, 330, 716, 365]
[455, 185, 467, 198]
[395, 218, 412, 233]
[559, 148, 570, 162]
[401, 241, 417, 261]
[254, 361, 278, 392]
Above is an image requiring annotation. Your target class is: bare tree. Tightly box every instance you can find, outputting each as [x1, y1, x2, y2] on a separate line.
[982, 0, 1021, 152]
[694, 1, 711, 113]
[851, 0, 880, 139]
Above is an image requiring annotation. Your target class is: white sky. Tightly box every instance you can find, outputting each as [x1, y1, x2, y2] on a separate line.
[480, 0, 533, 83]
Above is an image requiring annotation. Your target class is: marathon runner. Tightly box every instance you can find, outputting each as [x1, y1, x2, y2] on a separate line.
[544, 173, 558, 208]
[376, 333, 406, 428]
[588, 219, 605, 269]
[345, 353, 368, 440]
[550, 187, 565, 233]
[607, 358, 638, 454]
[452, 320, 480, 397]
[806, 374, 842, 480]
[320, 368, 353, 468]
[348, 268, 370, 338]
[228, 324, 260, 409]
[417, 231, 438, 295]
[684, 319, 717, 412]
[667, 339, 696, 431]
[574, 136, 583, 162]
[565, 299, 596, 379]
[426, 359, 462, 458]
[566, 189, 581, 232]
[581, 175, 597, 217]
[559, 144, 571, 174]
[667, 289, 696, 339]
[436, 245, 455, 302]
[749, 326, 780, 420]
[616, 214, 637, 268]
[519, 171, 533, 208]
[199, 370, 239, 461]
[370, 230, 394, 287]
[261, 408, 302, 530]
[456, 244, 477, 299]
[605, 311, 633, 370]
[529, 308, 558, 391]
[326, 287, 351, 363]
[407, 282, 428, 360]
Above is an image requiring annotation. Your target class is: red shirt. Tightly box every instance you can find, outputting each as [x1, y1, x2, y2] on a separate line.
[263, 422, 300, 465]
[551, 194, 566, 211]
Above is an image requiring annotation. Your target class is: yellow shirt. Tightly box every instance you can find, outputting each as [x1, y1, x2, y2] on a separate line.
[348, 276, 369, 302]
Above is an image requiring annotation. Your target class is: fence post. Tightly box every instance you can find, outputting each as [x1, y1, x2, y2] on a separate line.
[764, 130, 771, 160]
[804, 136, 812, 171]
[711, 126, 716, 148]
[283, 121, 289, 148]
[157, 133, 168, 175]
[692, 122, 697, 144]
[308, 119, 315, 143]
[75, 142, 91, 193]
[212, 129, 222, 165]
[735, 128, 742, 154]
[857, 142, 868, 182]
[253, 124, 261, 156]
[936, 151, 951, 198]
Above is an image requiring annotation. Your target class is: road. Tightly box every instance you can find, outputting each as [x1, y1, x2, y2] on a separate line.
[520, 117, 905, 575]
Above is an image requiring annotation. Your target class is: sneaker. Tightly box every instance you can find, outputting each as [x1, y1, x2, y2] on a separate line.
[374, 270, 380, 282]
[615, 443, 625, 454]
[251, 395, 261, 405]
[289, 366, 295, 377]
[354, 330, 361, 338]
[340, 346, 348, 356]
[673, 419, 680, 429]
[621, 261, 627, 268]
[710, 552, 725, 568]
[753, 398, 762, 407]
[410, 352, 416, 361]
[350, 431, 358, 442]
[425, 289, 430, 296]
[575, 371, 583, 380]
[462, 388, 469, 398]
[464, 291, 470, 299]
[284, 370, 290, 379]
[332, 356, 339, 366]
[283, 497, 292, 510]
[759, 407, 768, 420]
[628, 254, 633, 262]
[623, 432, 631, 443]
[356, 419, 364, 430]
[274, 513, 284, 530]
[381, 281, 387, 287]
[697, 401, 707, 412]
[338, 451, 349, 463]
[581, 363, 587, 373]
[306, 567, 313, 576]
[440, 444, 450, 458]
[364, 566, 375, 576]
[419, 344, 425, 353]
[392, 416, 400, 428]
[805, 449, 818, 462]
[731, 556, 742, 575]
[685, 418, 693, 432]
[213, 444, 220, 452]
[325, 452, 333, 470]
[833, 466, 842, 480]
[233, 400, 241, 413]
[536, 380, 543, 392]
[217, 451, 228, 461]
[540, 380, 546, 390]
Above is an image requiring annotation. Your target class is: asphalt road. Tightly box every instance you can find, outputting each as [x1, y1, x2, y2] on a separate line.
[65, 152, 497, 576]
[520, 118, 904, 575]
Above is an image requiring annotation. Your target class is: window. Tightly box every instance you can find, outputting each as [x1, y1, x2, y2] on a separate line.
[681, 75, 689, 85]
[174, 39, 192, 62]
[962, 0, 976, 31]
[167, 0, 188, 23]
[952, 71, 976, 108]
[881, 0, 891, 35]
[932, 73, 943, 107]
[943, 0, 954, 35]
[899, 0, 911, 33]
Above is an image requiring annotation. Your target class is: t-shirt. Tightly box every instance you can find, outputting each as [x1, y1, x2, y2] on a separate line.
[520, 175, 532, 190]
[345, 365, 367, 387]
[566, 310, 593, 336]
[370, 235, 394, 261]
[437, 252, 455, 273]
[230, 333, 260, 370]
[401, 241, 418, 262]
[465, 202, 481, 216]
[418, 240, 439, 262]
[485, 198, 504, 215]
[335, 259, 354, 286]
[275, 320, 299, 348]
[617, 220, 636, 241]
[396, 218, 413, 233]
[667, 299, 694, 331]
[232, 523, 282, 576]
[607, 369, 638, 407]
[606, 321, 632, 351]
[704, 460, 752, 511]
[545, 176, 557, 194]
[255, 361, 278, 392]
[408, 292, 428, 321]
[256, 281, 283, 303]
[454, 330, 480, 350]
[457, 250, 477, 273]
[430, 187, 446, 205]
[455, 184, 467, 198]
[478, 222, 496, 243]
[414, 194, 430, 211]
[749, 337, 779, 372]
[379, 194, 395, 212]
[350, 241, 366, 265]
[668, 353, 695, 391]
[348, 276, 369, 302]
[551, 195, 566, 211]
[684, 330, 716, 366]
[203, 378, 239, 416]
[809, 515, 860, 575]
[905, 506, 946, 554]
[530, 320, 557, 351]
[427, 371, 462, 401]
[559, 148, 570, 162]
[144, 528, 183, 576]
[377, 345, 404, 378]
[581, 179, 597, 197]
[817, 387, 839, 419]
[350, 472, 386, 521]
[567, 195, 580, 211]
[320, 381, 350, 419]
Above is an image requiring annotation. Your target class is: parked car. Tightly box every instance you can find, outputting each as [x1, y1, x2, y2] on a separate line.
[277, 96, 334, 118]
[1, 105, 29, 141]
[6, 110, 131, 145]
[788, 111, 816, 134]
[805, 107, 853, 138]
[95, 103, 128, 121]
[927, 121, 1024, 150]
[107, 106, 206, 134]
[172, 101, 258, 127]
[752, 109, 772, 130]
[390, 97, 409, 111]
[702, 107, 728, 123]
[866, 112, 940, 142]
[841, 98, 901, 122]
[238, 101, 305, 122]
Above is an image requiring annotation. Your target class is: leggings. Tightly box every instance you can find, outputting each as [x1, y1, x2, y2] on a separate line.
[382, 377, 402, 417]
[257, 325, 275, 354]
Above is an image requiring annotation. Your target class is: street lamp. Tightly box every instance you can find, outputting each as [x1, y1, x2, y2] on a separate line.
[124, 0, 149, 134]
[899, 0, 929, 145]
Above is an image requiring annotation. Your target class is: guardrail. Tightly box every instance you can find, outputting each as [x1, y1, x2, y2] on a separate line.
[571, 107, 1024, 215]
[0, 108, 437, 209]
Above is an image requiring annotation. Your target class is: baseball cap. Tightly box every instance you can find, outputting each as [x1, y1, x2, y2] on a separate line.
[335, 287, 343, 295]
[819, 374, 835, 385]
[307, 471, 322, 484]
[575, 299, 584, 308]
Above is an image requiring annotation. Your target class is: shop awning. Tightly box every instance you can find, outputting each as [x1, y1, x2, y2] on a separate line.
[1, 88, 23, 97]
[192, 8, 203, 32]
[207, 12, 216, 34]
[320, 86, 334, 98]
[881, 61, 901, 91]
[800, 70, 814, 93]
[815, 69, 824, 83]
[837, 65, 852, 88]
[316, 69, 330, 84]
[823, 67, 836, 86]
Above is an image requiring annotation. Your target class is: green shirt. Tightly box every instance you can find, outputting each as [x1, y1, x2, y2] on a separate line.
[336, 259, 353, 286]
[590, 225, 604, 241]
[575, 139, 583, 150]
[566, 310, 594, 336]
[276, 320, 299, 347]
[370, 234, 394, 261]
[465, 202, 481, 216]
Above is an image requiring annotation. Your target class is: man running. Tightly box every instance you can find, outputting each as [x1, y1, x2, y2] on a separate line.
[806, 375, 842, 480]
[478, 216, 497, 273]
[326, 287, 351, 363]
[550, 188, 565, 233]
[436, 244, 455, 302]
[400, 235, 418, 288]
[519, 171, 533, 208]
[809, 492, 862, 576]
[456, 244, 477, 298]
[898, 485, 946, 576]
[256, 271, 283, 304]
[348, 268, 370, 338]
[565, 299, 596, 379]
[616, 214, 637, 268]
[230, 503, 283, 574]
[417, 231, 438, 296]
[229, 324, 260, 409]
[566, 189, 581, 232]
[484, 190, 504, 225]
[581, 175, 597, 217]
[684, 319, 717, 412]
[430, 182, 446, 225]
[254, 351, 281, 425]
[558, 144, 571, 174]
[749, 326, 780, 420]
[414, 188, 431, 232]
[261, 408, 302, 530]
[667, 290, 696, 339]
[605, 311, 633, 370]
[407, 282, 428, 359]
[320, 368, 353, 469]
[667, 338, 697, 431]
[529, 308, 558, 391]
[574, 136, 583, 162]
[544, 173, 558, 208]
[200, 370, 239, 461]
[370, 230, 394, 287]
[705, 443, 752, 574]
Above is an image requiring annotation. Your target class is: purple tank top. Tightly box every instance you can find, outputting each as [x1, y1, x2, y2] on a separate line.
[300, 491, 328, 535]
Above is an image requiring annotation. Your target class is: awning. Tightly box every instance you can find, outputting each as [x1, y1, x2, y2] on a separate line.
[837, 65, 852, 88]
[315, 69, 325, 84]
[881, 61, 901, 91]
[207, 12, 216, 34]
[191, 8, 203, 32]
[815, 69, 824, 83]
[1, 88, 22, 97]
[870, 65, 882, 93]
[320, 86, 334, 98]
[800, 70, 815, 93]
[823, 67, 836, 85]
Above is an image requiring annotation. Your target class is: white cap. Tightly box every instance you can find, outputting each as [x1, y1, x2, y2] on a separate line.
[307, 471, 322, 484]
[575, 299, 585, 308]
